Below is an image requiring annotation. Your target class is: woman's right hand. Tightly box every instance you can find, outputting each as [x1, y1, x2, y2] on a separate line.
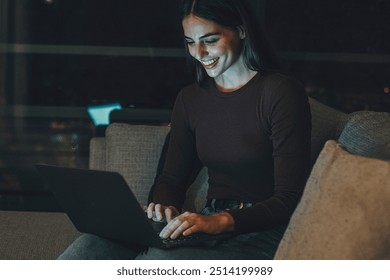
[146, 202, 180, 223]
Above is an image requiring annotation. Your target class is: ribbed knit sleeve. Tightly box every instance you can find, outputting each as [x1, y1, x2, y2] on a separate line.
[152, 89, 199, 210]
[227, 75, 311, 233]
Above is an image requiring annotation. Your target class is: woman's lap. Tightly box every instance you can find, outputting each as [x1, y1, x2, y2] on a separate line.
[57, 234, 145, 260]
[58, 225, 285, 260]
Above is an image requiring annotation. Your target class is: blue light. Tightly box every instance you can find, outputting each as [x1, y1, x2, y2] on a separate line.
[87, 102, 122, 126]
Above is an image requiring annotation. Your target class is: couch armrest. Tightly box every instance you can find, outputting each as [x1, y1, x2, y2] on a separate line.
[89, 137, 106, 170]
[0, 211, 80, 260]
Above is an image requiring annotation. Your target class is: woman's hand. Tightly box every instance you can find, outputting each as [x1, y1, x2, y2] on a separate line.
[146, 202, 180, 223]
[159, 211, 235, 239]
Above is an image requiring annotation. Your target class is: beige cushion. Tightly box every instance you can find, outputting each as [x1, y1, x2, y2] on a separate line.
[0, 211, 80, 259]
[105, 123, 170, 205]
[89, 137, 106, 171]
[274, 140, 390, 259]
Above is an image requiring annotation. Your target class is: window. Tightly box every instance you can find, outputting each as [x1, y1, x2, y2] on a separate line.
[0, 0, 192, 211]
[265, 0, 390, 112]
[0, 0, 388, 211]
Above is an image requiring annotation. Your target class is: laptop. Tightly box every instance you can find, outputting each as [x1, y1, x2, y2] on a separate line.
[35, 164, 232, 249]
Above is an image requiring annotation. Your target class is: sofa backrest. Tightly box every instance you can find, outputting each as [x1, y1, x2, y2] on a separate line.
[89, 97, 389, 210]
[103, 123, 170, 205]
[308, 97, 349, 165]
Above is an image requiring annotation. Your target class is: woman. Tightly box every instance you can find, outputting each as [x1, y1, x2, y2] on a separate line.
[59, 0, 311, 260]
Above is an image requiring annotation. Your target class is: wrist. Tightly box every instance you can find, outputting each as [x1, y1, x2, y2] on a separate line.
[213, 212, 235, 233]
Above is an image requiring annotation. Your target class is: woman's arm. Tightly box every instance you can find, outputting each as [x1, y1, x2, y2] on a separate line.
[151, 89, 201, 213]
[228, 74, 312, 233]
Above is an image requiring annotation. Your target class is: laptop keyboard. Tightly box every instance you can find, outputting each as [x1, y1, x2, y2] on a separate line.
[160, 232, 234, 248]
[161, 233, 203, 245]
[151, 220, 231, 248]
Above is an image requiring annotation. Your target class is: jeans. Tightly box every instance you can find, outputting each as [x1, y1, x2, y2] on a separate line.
[58, 229, 286, 260]
[58, 206, 286, 260]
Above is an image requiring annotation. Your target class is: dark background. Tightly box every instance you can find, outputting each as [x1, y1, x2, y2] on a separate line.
[3, 0, 389, 111]
[0, 0, 389, 211]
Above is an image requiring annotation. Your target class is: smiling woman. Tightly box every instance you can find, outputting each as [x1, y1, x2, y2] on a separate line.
[58, 0, 312, 260]
[183, 15, 248, 91]
[0, 0, 388, 262]
[181, 0, 280, 88]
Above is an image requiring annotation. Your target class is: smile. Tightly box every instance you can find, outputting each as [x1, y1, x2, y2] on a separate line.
[201, 58, 219, 68]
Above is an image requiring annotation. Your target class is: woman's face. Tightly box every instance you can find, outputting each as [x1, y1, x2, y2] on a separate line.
[182, 15, 244, 80]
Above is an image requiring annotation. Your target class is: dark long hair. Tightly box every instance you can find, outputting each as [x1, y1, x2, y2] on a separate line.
[181, 0, 281, 85]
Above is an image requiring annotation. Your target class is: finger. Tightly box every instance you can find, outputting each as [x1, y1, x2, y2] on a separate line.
[178, 212, 198, 236]
[146, 203, 155, 219]
[165, 208, 173, 222]
[170, 220, 191, 239]
[159, 217, 182, 239]
[154, 204, 164, 221]
[182, 224, 198, 236]
[165, 207, 178, 222]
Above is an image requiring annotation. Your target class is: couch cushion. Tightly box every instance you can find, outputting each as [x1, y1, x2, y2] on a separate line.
[308, 97, 349, 166]
[274, 140, 390, 259]
[105, 123, 170, 205]
[89, 137, 106, 170]
[0, 211, 80, 260]
[338, 111, 390, 161]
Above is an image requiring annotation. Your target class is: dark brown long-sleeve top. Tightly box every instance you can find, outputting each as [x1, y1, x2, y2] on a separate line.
[153, 72, 312, 234]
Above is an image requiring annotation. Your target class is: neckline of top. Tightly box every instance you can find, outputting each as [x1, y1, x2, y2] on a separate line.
[211, 72, 263, 98]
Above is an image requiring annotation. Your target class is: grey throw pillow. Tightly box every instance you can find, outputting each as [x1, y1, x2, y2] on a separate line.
[338, 111, 390, 161]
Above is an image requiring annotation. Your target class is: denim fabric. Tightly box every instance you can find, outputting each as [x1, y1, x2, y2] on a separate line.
[135, 225, 286, 260]
[57, 234, 146, 260]
[58, 207, 286, 260]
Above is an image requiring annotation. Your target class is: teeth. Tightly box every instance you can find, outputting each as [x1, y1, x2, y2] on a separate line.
[201, 58, 218, 66]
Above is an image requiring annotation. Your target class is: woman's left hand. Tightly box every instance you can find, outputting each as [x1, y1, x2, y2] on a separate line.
[159, 211, 235, 239]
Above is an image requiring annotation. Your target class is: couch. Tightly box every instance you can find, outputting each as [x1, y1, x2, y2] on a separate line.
[0, 97, 389, 260]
